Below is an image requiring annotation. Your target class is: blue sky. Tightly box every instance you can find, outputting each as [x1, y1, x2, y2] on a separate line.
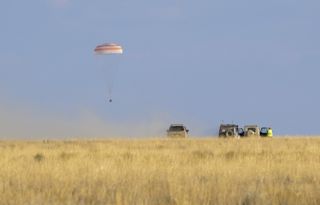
[0, 0, 320, 137]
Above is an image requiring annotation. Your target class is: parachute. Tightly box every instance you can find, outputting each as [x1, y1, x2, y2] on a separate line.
[94, 43, 123, 55]
[94, 43, 123, 102]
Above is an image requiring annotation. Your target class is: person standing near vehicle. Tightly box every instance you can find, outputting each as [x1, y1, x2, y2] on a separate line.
[267, 127, 273, 137]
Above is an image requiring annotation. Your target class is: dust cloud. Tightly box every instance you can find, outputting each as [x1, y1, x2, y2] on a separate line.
[0, 103, 168, 139]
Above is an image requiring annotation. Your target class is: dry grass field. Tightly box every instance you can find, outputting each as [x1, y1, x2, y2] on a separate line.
[0, 137, 320, 205]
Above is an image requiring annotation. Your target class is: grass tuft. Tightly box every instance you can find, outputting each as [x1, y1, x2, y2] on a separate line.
[33, 153, 45, 162]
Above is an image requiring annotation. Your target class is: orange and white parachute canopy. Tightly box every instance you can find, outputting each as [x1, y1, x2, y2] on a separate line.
[94, 43, 123, 55]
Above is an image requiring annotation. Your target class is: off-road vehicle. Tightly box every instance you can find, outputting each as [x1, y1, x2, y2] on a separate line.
[167, 124, 189, 138]
[219, 124, 244, 138]
[260, 127, 273, 137]
[243, 125, 260, 137]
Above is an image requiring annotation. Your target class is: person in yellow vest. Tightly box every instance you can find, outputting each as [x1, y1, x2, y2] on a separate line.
[267, 127, 273, 137]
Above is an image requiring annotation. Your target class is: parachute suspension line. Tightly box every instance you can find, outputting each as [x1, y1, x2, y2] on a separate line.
[105, 58, 119, 103]
[107, 81, 113, 102]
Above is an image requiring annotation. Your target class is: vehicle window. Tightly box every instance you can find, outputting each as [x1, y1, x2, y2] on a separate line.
[238, 128, 244, 134]
[260, 128, 268, 133]
[169, 126, 184, 131]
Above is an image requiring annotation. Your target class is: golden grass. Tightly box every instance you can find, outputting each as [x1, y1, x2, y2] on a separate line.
[0, 138, 320, 205]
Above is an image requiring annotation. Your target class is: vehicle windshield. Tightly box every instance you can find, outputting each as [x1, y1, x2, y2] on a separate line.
[220, 125, 238, 130]
[169, 126, 185, 131]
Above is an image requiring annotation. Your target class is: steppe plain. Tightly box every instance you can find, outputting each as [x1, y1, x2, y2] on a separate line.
[0, 137, 319, 205]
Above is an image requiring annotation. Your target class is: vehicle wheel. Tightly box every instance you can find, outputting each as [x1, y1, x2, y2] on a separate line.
[226, 130, 234, 137]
